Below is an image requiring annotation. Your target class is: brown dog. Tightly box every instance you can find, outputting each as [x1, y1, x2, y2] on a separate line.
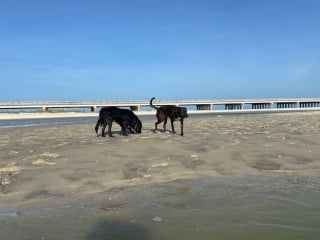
[150, 97, 188, 136]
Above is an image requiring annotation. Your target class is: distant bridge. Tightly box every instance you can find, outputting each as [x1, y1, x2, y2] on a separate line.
[0, 98, 320, 113]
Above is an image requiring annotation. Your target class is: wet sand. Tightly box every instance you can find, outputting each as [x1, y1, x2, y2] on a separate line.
[1, 112, 320, 239]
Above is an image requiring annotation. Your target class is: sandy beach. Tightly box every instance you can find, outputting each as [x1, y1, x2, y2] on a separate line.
[1, 112, 320, 239]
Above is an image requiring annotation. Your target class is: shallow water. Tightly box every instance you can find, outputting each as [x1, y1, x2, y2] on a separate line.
[0, 112, 228, 127]
[0, 117, 97, 128]
[1, 175, 319, 240]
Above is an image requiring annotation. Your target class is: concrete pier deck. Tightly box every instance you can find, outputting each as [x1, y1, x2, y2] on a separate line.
[1, 98, 320, 112]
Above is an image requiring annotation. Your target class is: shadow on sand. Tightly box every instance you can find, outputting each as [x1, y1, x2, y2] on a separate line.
[87, 220, 151, 240]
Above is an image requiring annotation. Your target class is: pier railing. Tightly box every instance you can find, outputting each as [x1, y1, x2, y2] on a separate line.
[0, 98, 320, 113]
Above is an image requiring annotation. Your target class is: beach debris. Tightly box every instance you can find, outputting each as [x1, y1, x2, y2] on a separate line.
[143, 174, 152, 178]
[100, 203, 125, 212]
[8, 151, 19, 155]
[152, 216, 163, 222]
[1, 176, 11, 186]
[0, 163, 19, 192]
[180, 154, 204, 169]
[232, 139, 241, 145]
[190, 154, 199, 160]
[32, 159, 56, 166]
[151, 162, 169, 168]
[40, 152, 59, 158]
[0, 163, 20, 173]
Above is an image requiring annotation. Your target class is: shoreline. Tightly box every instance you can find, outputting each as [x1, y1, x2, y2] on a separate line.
[1, 108, 320, 120]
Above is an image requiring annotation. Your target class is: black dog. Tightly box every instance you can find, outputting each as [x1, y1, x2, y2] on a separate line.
[150, 97, 188, 136]
[95, 107, 142, 137]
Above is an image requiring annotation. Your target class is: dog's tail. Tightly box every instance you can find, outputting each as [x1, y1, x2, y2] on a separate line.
[149, 97, 159, 110]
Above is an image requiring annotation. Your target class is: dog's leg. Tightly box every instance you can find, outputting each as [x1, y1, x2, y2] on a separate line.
[120, 122, 128, 136]
[107, 121, 113, 137]
[162, 117, 168, 132]
[155, 118, 162, 132]
[101, 121, 107, 137]
[155, 122, 161, 132]
[170, 118, 176, 134]
[180, 118, 184, 136]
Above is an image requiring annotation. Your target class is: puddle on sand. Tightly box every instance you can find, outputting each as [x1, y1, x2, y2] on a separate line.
[1, 175, 320, 240]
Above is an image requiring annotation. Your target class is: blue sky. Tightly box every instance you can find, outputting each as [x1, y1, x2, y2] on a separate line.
[1, 0, 319, 101]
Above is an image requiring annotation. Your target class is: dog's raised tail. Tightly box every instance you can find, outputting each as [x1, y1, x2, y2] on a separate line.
[149, 97, 159, 110]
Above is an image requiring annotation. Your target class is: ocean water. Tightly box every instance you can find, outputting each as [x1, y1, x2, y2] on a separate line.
[1, 175, 319, 240]
[0, 115, 158, 128]
[0, 117, 98, 128]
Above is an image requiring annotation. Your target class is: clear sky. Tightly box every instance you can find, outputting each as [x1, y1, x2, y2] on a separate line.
[1, 0, 319, 101]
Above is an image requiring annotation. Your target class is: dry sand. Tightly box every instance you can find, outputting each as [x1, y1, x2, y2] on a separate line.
[1, 111, 320, 209]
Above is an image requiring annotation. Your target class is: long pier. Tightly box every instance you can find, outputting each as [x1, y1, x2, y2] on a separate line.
[0, 98, 320, 113]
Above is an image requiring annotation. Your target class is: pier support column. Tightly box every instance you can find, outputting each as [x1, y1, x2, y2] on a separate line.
[252, 103, 272, 109]
[90, 106, 97, 112]
[301, 102, 320, 108]
[196, 104, 211, 110]
[225, 104, 242, 110]
[130, 106, 140, 111]
[277, 102, 298, 109]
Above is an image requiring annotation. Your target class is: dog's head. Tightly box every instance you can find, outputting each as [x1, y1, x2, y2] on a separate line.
[178, 107, 188, 118]
[130, 117, 142, 134]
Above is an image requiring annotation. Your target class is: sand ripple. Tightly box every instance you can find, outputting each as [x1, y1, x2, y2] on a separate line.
[1, 111, 320, 207]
